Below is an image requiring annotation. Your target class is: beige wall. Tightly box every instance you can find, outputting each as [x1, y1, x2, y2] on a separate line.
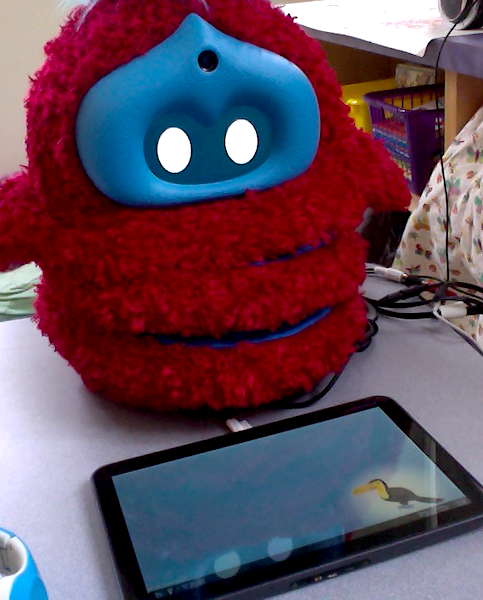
[0, 1, 69, 178]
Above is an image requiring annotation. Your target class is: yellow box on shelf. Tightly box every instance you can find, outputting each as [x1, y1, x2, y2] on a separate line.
[341, 78, 395, 133]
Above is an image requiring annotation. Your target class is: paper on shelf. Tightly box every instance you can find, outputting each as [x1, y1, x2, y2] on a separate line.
[279, 0, 479, 57]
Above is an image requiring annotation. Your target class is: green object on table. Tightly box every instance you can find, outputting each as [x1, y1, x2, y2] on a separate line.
[0, 263, 41, 321]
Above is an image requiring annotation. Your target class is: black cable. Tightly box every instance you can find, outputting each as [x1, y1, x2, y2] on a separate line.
[274, 16, 483, 411]
[368, 267, 483, 306]
[364, 266, 483, 320]
[434, 0, 481, 282]
[434, 17, 461, 281]
[365, 299, 434, 319]
[449, 280, 483, 300]
[378, 283, 433, 303]
[355, 315, 379, 352]
[370, 286, 483, 312]
[370, 19, 483, 335]
[277, 371, 344, 409]
[277, 301, 379, 409]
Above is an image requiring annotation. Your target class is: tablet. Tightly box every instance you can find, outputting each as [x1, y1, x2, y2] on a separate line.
[93, 396, 483, 600]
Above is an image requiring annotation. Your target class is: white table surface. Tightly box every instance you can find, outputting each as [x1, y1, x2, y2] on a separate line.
[2, 280, 483, 600]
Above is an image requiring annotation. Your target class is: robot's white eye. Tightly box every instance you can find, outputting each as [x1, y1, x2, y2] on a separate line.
[225, 119, 258, 165]
[157, 127, 192, 173]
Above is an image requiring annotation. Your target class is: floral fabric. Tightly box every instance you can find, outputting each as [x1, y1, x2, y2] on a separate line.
[393, 106, 483, 349]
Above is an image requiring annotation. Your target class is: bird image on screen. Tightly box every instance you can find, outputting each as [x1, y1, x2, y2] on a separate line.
[353, 479, 444, 508]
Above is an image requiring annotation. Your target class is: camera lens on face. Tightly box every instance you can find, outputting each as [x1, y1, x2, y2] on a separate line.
[198, 50, 219, 72]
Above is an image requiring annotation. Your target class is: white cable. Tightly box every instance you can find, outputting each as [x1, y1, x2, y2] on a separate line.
[434, 301, 468, 320]
[432, 305, 483, 357]
[226, 419, 253, 433]
[372, 265, 407, 283]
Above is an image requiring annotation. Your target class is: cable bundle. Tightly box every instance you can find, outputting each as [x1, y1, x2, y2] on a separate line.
[365, 265, 483, 355]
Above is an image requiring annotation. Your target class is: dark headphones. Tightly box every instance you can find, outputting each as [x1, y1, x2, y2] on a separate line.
[438, 0, 483, 29]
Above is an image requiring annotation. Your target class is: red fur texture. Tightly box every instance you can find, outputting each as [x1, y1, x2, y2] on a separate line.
[0, 0, 410, 410]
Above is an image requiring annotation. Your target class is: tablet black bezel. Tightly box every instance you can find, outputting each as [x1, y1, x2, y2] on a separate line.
[93, 396, 483, 600]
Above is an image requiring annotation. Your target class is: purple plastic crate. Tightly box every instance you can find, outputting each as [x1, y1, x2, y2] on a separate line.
[363, 84, 444, 195]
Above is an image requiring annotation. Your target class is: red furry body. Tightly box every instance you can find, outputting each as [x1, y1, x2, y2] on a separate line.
[0, 0, 409, 410]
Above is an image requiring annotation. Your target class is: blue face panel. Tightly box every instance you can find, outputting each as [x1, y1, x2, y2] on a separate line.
[75, 14, 321, 207]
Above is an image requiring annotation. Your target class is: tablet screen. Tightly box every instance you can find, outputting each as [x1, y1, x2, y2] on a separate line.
[94, 397, 483, 600]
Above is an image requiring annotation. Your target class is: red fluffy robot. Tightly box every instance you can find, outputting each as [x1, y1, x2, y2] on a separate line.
[0, 0, 409, 411]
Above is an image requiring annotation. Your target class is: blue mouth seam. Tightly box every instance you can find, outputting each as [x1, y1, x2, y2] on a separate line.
[249, 239, 327, 266]
[151, 306, 331, 348]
